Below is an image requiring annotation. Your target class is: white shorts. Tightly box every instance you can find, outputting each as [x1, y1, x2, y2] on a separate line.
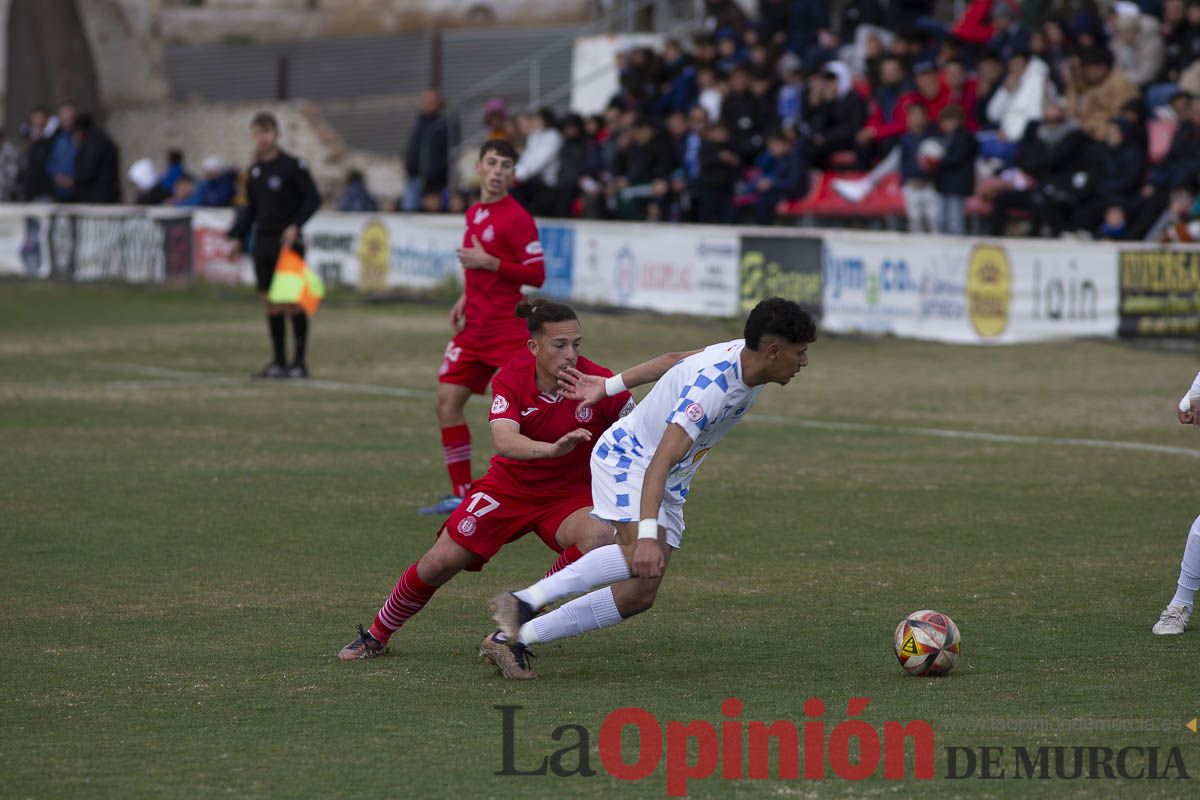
[589, 451, 686, 549]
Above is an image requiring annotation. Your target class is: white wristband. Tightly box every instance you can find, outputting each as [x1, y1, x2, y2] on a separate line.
[637, 519, 659, 540]
[604, 373, 627, 397]
[1181, 394, 1193, 414]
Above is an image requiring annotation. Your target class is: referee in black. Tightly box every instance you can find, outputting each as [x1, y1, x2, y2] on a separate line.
[228, 111, 322, 378]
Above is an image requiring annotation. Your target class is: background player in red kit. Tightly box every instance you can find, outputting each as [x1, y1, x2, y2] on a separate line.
[421, 139, 546, 516]
[341, 299, 661, 660]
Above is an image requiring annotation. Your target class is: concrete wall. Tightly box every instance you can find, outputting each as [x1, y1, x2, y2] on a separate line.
[107, 100, 404, 204]
[160, 0, 591, 44]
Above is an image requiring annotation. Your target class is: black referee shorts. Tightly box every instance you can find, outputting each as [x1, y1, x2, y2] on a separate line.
[253, 234, 306, 294]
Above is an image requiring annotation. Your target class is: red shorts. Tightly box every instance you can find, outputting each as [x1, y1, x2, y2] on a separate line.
[441, 474, 592, 572]
[437, 336, 522, 395]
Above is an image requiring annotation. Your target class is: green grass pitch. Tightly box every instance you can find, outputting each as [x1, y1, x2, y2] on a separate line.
[2, 281, 1199, 798]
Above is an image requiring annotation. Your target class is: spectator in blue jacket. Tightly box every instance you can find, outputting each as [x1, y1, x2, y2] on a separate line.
[752, 129, 808, 224]
[184, 156, 238, 207]
[336, 168, 378, 212]
[46, 102, 78, 201]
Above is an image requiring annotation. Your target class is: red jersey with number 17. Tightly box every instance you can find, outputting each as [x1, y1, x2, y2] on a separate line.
[460, 194, 546, 354]
[488, 354, 635, 494]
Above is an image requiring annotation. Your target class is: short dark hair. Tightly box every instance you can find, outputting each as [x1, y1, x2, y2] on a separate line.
[515, 297, 578, 334]
[938, 104, 967, 124]
[744, 297, 816, 350]
[479, 138, 518, 162]
[251, 111, 278, 131]
[1081, 47, 1112, 67]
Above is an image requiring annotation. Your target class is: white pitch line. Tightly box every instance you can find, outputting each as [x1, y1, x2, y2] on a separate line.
[97, 362, 1200, 459]
[751, 415, 1200, 459]
[96, 361, 433, 399]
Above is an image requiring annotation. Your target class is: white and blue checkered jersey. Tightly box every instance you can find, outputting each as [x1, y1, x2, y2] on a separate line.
[591, 339, 763, 506]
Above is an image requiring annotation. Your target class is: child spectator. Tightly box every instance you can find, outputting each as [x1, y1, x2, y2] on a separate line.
[751, 129, 807, 225]
[933, 105, 978, 235]
[898, 103, 938, 233]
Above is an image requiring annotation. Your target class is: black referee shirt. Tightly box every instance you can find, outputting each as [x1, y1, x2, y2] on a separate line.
[229, 149, 322, 240]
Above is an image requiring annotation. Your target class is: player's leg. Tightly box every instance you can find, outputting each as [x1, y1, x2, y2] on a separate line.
[489, 503, 616, 639]
[286, 238, 309, 377]
[253, 237, 287, 378]
[513, 523, 673, 648]
[544, 505, 616, 576]
[421, 344, 493, 514]
[342, 479, 534, 660]
[1153, 513, 1200, 635]
[338, 531, 481, 660]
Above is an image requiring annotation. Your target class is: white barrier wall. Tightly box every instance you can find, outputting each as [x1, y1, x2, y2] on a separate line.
[821, 232, 1122, 343]
[2, 203, 1194, 343]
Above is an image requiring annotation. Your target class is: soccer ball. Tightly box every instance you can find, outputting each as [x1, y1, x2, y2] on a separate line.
[894, 609, 960, 676]
[917, 138, 946, 172]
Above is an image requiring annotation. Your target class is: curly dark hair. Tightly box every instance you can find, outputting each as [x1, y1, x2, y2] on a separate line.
[744, 297, 817, 350]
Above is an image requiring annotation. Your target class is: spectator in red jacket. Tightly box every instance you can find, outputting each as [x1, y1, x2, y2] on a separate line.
[857, 60, 949, 151]
[943, 58, 979, 131]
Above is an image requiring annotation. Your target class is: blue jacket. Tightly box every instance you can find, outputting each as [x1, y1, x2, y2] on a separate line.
[755, 143, 808, 199]
[898, 130, 936, 182]
[46, 129, 77, 200]
[183, 170, 238, 208]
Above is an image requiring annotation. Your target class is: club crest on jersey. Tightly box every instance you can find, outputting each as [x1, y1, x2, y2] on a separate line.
[685, 402, 704, 423]
[474, 208, 489, 225]
[268, 175, 283, 191]
[491, 395, 510, 414]
[457, 516, 477, 536]
[482, 225, 495, 242]
[575, 405, 593, 422]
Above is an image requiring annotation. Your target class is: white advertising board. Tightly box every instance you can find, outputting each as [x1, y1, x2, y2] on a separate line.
[821, 232, 1119, 343]
[573, 222, 741, 316]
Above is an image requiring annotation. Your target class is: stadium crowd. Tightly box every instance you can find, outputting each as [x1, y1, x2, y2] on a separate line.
[423, 0, 1200, 241]
[5, 0, 1200, 243]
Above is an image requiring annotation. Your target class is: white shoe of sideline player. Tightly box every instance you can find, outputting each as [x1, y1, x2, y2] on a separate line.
[1152, 604, 1191, 635]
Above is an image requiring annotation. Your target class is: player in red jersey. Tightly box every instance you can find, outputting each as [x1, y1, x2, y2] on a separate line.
[339, 298, 692, 662]
[421, 139, 547, 516]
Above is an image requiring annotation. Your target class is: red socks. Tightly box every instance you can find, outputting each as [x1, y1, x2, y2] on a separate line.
[369, 562, 438, 644]
[544, 546, 583, 578]
[441, 424, 472, 498]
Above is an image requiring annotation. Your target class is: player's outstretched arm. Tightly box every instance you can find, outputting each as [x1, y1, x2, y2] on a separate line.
[1179, 371, 1200, 427]
[632, 423, 693, 579]
[490, 419, 592, 460]
[559, 348, 704, 408]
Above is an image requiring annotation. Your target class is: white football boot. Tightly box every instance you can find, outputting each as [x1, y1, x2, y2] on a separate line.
[1152, 604, 1192, 635]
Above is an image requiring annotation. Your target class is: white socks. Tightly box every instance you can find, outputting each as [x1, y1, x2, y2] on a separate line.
[1170, 515, 1200, 610]
[519, 586, 624, 645]
[514, 543, 631, 611]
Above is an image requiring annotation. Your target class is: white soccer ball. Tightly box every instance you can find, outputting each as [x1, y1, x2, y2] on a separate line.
[917, 138, 946, 170]
[894, 609, 960, 676]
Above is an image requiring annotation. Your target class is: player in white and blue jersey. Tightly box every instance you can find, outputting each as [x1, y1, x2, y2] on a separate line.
[485, 298, 816, 679]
